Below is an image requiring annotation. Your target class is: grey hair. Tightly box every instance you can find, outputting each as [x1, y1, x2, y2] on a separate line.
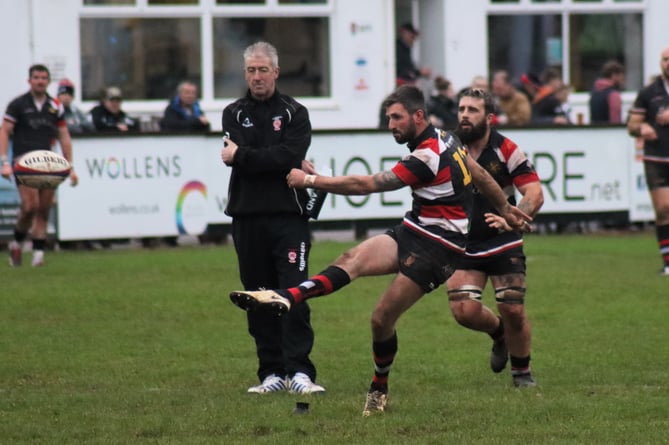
[177, 81, 196, 94]
[243, 41, 279, 68]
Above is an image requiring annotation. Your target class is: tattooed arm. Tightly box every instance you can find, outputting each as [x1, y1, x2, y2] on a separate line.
[286, 168, 405, 195]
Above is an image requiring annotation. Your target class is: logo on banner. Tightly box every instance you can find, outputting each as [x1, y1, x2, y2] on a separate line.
[175, 180, 208, 235]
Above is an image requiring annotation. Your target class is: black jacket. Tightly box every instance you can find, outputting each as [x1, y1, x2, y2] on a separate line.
[222, 89, 311, 217]
[160, 97, 210, 132]
[89, 104, 139, 132]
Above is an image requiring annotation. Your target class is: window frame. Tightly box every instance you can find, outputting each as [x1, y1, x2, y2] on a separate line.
[79, 0, 335, 113]
[487, 0, 646, 97]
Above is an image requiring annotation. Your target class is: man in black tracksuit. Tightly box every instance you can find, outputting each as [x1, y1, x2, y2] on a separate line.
[221, 41, 324, 394]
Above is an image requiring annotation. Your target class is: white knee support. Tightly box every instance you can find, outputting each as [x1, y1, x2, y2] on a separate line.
[494, 286, 526, 305]
[448, 285, 483, 302]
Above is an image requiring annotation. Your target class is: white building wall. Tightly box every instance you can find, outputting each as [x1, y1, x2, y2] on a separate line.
[0, 0, 668, 129]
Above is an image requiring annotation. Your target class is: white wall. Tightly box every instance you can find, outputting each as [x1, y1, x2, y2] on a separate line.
[1, 0, 668, 130]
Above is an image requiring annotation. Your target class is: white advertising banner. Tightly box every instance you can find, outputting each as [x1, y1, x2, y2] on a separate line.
[57, 128, 652, 240]
[57, 136, 231, 240]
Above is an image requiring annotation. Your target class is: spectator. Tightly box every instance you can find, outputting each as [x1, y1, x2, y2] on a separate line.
[426, 76, 458, 130]
[160, 81, 210, 132]
[531, 69, 570, 125]
[491, 70, 532, 126]
[518, 72, 542, 102]
[57, 79, 95, 134]
[395, 23, 431, 86]
[531, 68, 561, 106]
[532, 82, 571, 125]
[89, 86, 139, 132]
[589, 60, 625, 124]
[457, 75, 489, 101]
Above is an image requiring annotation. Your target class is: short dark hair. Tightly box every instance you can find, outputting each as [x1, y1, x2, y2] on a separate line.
[459, 88, 497, 115]
[381, 85, 426, 115]
[601, 60, 624, 78]
[29, 64, 50, 79]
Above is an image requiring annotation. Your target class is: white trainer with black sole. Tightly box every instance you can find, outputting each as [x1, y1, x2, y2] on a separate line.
[247, 374, 287, 394]
[288, 372, 325, 394]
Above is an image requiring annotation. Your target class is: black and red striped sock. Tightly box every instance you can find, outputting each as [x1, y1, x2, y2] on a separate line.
[370, 332, 398, 393]
[286, 265, 351, 304]
[510, 354, 531, 375]
[656, 224, 669, 267]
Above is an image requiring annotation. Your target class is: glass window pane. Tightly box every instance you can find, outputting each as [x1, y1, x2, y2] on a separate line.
[213, 17, 330, 98]
[279, 0, 327, 3]
[488, 15, 562, 87]
[216, 0, 265, 4]
[149, 0, 198, 4]
[80, 18, 201, 101]
[84, 0, 134, 4]
[569, 13, 643, 91]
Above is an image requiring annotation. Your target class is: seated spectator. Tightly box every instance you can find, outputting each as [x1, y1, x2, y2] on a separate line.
[491, 70, 532, 126]
[426, 76, 458, 130]
[57, 78, 95, 134]
[532, 81, 571, 125]
[457, 75, 489, 100]
[160, 81, 210, 132]
[589, 60, 625, 124]
[89, 86, 139, 132]
[519, 72, 542, 102]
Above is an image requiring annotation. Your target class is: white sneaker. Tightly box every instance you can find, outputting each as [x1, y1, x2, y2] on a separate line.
[660, 266, 669, 276]
[288, 372, 325, 394]
[247, 374, 287, 394]
[32, 250, 45, 267]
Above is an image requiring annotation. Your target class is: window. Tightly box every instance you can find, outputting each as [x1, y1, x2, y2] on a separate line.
[80, 18, 201, 101]
[488, 2, 644, 92]
[80, 1, 332, 102]
[84, 0, 134, 4]
[212, 17, 330, 98]
[489, 15, 562, 86]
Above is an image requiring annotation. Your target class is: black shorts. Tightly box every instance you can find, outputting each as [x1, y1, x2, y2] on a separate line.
[385, 224, 461, 293]
[455, 246, 526, 276]
[644, 160, 669, 190]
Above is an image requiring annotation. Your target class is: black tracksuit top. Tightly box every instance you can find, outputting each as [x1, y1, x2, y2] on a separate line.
[222, 89, 312, 217]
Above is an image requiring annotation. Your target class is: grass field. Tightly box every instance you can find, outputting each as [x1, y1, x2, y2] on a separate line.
[1, 231, 668, 444]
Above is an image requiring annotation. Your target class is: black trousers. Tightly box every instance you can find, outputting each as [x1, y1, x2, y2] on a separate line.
[232, 214, 317, 382]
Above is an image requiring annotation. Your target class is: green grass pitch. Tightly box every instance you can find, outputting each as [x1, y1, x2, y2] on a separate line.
[1, 232, 667, 444]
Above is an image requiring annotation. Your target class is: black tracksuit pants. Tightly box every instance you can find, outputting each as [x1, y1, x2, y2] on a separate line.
[232, 214, 317, 382]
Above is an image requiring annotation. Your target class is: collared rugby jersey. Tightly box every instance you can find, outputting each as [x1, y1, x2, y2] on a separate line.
[630, 76, 669, 162]
[4, 91, 65, 159]
[466, 128, 539, 257]
[391, 125, 473, 253]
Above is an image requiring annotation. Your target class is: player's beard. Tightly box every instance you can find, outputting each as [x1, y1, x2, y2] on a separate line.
[455, 119, 488, 145]
[392, 121, 417, 144]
